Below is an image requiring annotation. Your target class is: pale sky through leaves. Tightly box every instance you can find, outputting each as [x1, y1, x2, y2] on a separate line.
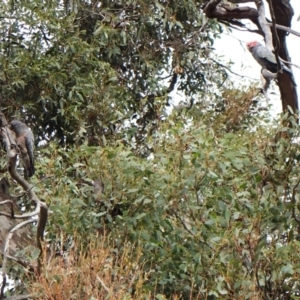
[215, 0, 300, 115]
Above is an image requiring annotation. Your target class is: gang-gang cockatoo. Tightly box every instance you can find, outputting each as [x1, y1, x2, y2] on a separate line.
[246, 41, 296, 86]
[10, 120, 35, 178]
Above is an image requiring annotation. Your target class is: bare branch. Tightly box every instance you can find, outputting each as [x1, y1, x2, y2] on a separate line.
[10, 175, 55, 199]
[96, 275, 111, 294]
[4, 294, 35, 300]
[203, 0, 258, 19]
[268, 0, 282, 73]
[280, 59, 300, 69]
[1, 219, 36, 298]
[268, 23, 300, 38]
[255, 0, 273, 49]
[204, 0, 300, 38]
[0, 209, 40, 219]
[227, 0, 255, 2]
[210, 57, 258, 80]
[211, 13, 300, 38]
[0, 199, 13, 205]
[219, 20, 261, 34]
[6, 254, 36, 272]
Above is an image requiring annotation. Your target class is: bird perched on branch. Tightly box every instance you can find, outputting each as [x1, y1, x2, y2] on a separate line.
[246, 41, 296, 86]
[10, 120, 35, 178]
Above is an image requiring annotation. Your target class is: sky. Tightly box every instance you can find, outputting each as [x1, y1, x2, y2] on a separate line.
[214, 0, 300, 115]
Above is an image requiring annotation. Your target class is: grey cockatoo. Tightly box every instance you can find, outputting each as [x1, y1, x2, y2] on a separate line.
[10, 120, 35, 178]
[246, 41, 296, 86]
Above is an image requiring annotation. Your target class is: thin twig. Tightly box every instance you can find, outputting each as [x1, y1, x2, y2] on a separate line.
[172, 209, 214, 250]
[199, 19, 209, 32]
[11, 175, 55, 199]
[279, 59, 300, 69]
[210, 57, 258, 80]
[219, 21, 261, 35]
[6, 254, 36, 272]
[220, 20, 300, 38]
[96, 275, 111, 293]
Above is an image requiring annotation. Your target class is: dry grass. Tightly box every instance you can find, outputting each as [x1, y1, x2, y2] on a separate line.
[221, 87, 259, 131]
[30, 236, 154, 300]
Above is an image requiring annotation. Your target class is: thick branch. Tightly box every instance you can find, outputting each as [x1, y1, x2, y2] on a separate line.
[203, 0, 300, 38]
[270, 23, 300, 38]
[219, 19, 300, 37]
[0, 112, 48, 285]
[203, 0, 258, 19]
[267, 0, 298, 112]
[255, 0, 273, 48]
[268, 0, 282, 73]
[227, 0, 255, 2]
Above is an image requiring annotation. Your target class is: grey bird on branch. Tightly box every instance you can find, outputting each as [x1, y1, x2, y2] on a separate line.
[246, 41, 297, 86]
[10, 120, 35, 178]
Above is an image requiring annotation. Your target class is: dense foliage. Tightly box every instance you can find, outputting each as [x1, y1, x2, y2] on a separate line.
[32, 108, 300, 299]
[0, 0, 225, 146]
[1, 1, 300, 300]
